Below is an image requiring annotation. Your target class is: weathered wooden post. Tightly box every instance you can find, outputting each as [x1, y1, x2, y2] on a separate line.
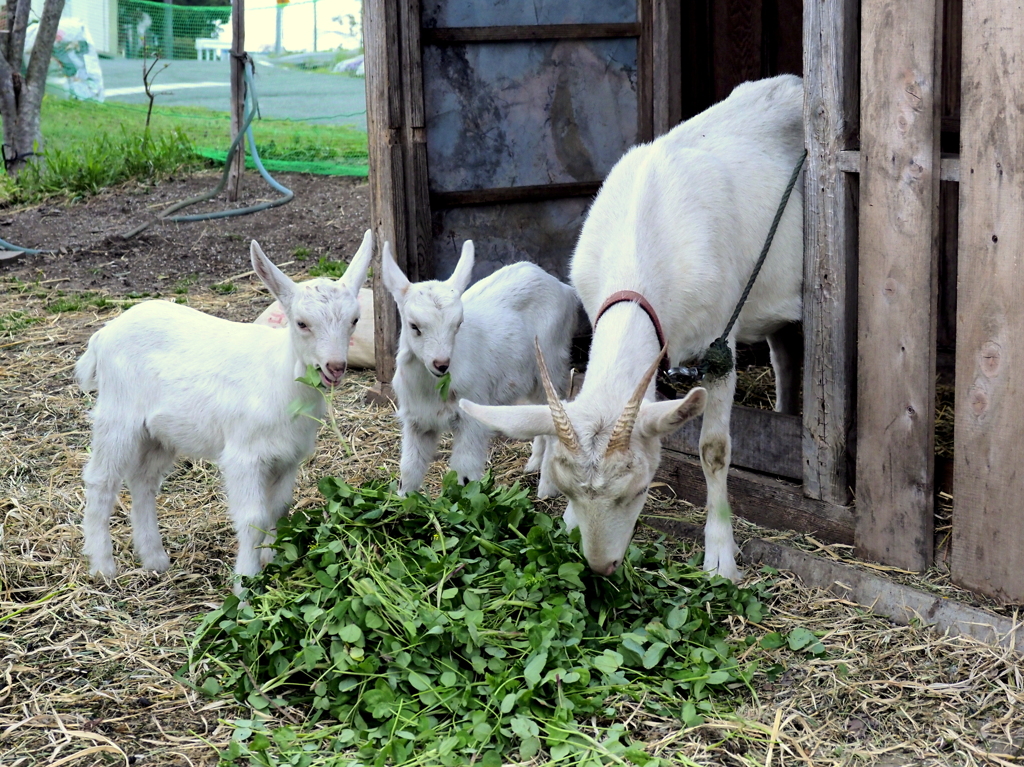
[227, 0, 245, 202]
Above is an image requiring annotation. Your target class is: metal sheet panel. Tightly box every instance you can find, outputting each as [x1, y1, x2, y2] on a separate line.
[422, 0, 636, 28]
[424, 39, 637, 192]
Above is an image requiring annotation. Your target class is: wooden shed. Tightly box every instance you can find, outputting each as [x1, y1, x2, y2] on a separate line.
[363, 0, 1024, 603]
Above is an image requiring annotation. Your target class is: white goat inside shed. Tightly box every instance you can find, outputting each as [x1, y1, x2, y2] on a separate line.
[460, 75, 805, 580]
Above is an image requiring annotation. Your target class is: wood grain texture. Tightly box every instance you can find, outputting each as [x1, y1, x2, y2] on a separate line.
[651, 0, 681, 136]
[855, 0, 943, 571]
[227, 0, 245, 201]
[951, 0, 1024, 603]
[420, 23, 640, 44]
[663, 406, 803, 481]
[801, 0, 859, 505]
[745, 539, 1024, 652]
[400, 0, 432, 283]
[657, 452, 855, 545]
[365, 0, 407, 385]
[636, 0, 653, 143]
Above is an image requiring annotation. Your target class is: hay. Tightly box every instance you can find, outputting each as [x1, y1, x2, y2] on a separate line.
[1, 275, 1021, 766]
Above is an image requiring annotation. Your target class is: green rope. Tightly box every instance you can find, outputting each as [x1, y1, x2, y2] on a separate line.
[664, 148, 808, 388]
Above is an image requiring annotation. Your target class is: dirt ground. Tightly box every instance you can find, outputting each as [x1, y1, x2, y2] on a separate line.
[0, 170, 370, 293]
[1, 173, 1022, 766]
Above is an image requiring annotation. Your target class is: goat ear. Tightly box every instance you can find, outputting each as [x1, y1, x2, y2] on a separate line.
[340, 229, 374, 296]
[459, 400, 556, 440]
[447, 240, 475, 295]
[251, 241, 296, 304]
[636, 387, 707, 439]
[381, 241, 410, 304]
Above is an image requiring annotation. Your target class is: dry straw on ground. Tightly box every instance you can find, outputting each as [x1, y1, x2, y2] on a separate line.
[1, 275, 1021, 767]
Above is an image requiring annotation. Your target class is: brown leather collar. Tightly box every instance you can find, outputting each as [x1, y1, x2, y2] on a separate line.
[593, 290, 674, 398]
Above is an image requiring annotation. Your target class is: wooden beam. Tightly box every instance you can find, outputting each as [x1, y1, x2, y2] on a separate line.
[836, 150, 961, 182]
[855, 0, 943, 571]
[951, 0, 1024, 603]
[651, 0, 682, 136]
[365, 0, 407, 385]
[227, 0, 245, 202]
[656, 453, 855, 546]
[801, 0, 859, 505]
[420, 23, 640, 45]
[664, 406, 803, 481]
[400, 0, 432, 283]
[744, 539, 1024, 653]
[636, 0, 654, 143]
[429, 181, 602, 209]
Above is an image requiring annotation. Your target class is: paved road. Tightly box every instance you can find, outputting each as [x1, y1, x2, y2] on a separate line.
[97, 58, 367, 130]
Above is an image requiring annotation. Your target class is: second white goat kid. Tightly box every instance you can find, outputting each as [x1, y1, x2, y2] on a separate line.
[382, 240, 578, 495]
[76, 231, 374, 593]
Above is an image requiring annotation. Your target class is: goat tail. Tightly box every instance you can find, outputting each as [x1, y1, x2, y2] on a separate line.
[75, 341, 99, 392]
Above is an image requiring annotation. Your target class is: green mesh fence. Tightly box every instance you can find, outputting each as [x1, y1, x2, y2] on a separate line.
[101, 0, 368, 176]
[119, 0, 232, 60]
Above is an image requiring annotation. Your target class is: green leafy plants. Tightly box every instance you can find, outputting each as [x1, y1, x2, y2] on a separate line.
[435, 371, 452, 401]
[191, 473, 776, 766]
[211, 281, 236, 295]
[308, 256, 348, 279]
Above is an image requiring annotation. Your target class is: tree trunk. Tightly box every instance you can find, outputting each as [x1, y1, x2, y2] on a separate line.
[0, 0, 67, 175]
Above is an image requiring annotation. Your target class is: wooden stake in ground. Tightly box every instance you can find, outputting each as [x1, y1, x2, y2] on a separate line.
[228, 0, 246, 201]
[0, 0, 67, 175]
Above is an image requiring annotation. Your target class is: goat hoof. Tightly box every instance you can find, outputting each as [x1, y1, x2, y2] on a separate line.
[141, 551, 171, 573]
[89, 560, 117, 579]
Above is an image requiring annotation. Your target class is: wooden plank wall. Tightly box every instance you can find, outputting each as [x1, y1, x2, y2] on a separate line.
[951, 0, 1024, 603]
[801, 0, 859, 506]
[855, 0, 943, 571]
[365, 0, 407, 387]
[365, 0, 432, 388]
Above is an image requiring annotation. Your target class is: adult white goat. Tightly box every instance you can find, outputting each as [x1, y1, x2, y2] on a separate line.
[76, 231, 374, 592]
[382, 240, 578, 495]
[459, 75, 804, 580]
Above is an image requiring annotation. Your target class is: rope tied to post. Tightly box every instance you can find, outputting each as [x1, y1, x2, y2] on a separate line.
[662, 148, 808, 393]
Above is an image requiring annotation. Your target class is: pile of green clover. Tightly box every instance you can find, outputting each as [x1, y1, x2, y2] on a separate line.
[190, 473, 822, 767]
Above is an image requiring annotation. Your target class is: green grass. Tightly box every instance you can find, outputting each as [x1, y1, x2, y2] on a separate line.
[44, 292, 117, 314]
[308, 255, 348, 278]
[0, 95, 369, 204]
[0, 310, 40, 337]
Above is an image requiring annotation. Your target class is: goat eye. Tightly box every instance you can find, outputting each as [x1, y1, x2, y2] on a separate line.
[410, 323, 421, 336]
[352, 318, 358, 326]
[296, 321, 308, 330]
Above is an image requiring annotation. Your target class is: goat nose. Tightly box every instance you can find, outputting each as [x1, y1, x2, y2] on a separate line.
[326, 361, 347, 378]
[595, 560, 620, 577]
[433, 360, 450, 374]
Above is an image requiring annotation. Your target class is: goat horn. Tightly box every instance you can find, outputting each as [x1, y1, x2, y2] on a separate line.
[605, 345, 667, 456]
[535, 337, 579, 453]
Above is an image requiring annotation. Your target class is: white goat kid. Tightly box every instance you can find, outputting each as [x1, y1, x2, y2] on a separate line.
[77, 231, 374, 592]
[382, 240, 578, 495]
[460, 76, 804, 580]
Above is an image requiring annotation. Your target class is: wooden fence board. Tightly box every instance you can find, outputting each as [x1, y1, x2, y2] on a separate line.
[855, 0, 943, 571]
[801, 0, 860, 506]
[951, 0, 1024, 603]
[656, 454, 855, 546]
[365, 0, 406, 385]
[664, 407, 803, 481]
